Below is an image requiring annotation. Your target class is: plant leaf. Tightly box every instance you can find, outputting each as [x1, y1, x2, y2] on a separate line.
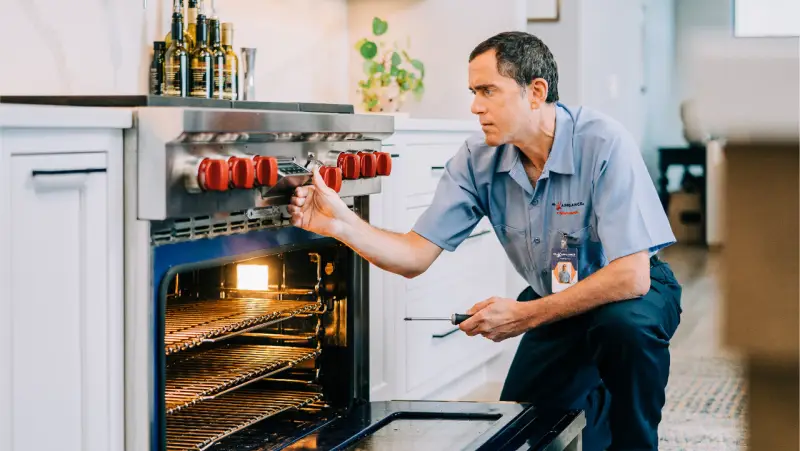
[372, 17, 388, 36]
[411, 59, 425, 77]
[402, 50, 411, 62]
[391, 51, 402, 67]
[390, 65, 399, 77]
[360, 41, 378, 60]
[363, 60, 376, 75]
[354, 38, 367, 52]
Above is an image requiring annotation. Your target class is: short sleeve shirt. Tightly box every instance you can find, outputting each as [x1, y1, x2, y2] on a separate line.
[412, 102, 676, 297]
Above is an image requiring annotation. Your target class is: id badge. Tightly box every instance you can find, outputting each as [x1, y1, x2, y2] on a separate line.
[551, 234, 578, 293]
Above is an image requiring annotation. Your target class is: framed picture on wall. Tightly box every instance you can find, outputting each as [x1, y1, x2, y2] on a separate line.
[527, 0, 560, 22]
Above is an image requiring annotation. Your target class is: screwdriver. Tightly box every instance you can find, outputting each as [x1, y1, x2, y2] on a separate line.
[403, 313, 473, 325]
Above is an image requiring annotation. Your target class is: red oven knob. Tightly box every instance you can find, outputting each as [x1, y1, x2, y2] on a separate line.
[253, 156, 278, 187]
[337, 153, 361, 180]
[375, 152, 392, 176]
[357, 151, 377, 178]
[197, 158, 229, 191]
[228, 157, 255, 189]
[320, 166, 342, 193]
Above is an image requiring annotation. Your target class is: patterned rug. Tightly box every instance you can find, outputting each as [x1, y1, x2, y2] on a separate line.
[659, 353, 748, 450]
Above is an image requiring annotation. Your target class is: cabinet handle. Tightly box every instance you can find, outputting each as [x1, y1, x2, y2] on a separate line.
[465, 229, 491, 241]
[31, 168, 107, 176]
[431, 166, 445, 171]
[390, 154, 400, 158]
[433, 327, 460, 339]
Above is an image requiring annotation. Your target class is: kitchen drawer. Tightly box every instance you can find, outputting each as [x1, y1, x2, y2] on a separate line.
[397, 144, 458, 197]
[406, 225, 496, 294]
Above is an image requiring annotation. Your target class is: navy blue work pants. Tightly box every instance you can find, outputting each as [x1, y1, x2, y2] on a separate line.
[501, 256, 682, 451]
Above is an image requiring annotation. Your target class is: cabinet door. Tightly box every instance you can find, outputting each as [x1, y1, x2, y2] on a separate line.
[8, 153, 114, 451]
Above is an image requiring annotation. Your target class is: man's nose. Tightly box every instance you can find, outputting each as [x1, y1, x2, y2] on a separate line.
[471, 97, 485, 115]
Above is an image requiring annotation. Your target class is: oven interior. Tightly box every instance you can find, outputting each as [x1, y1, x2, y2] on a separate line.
[159, 240, 358, 451]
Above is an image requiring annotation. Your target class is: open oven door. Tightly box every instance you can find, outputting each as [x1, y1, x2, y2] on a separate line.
[282, 401, 585, 451]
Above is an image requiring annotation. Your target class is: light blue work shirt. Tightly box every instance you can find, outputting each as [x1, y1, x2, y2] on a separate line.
[412, 102, 676, 297]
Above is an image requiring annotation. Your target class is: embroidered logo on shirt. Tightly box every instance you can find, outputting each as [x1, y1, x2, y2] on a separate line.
[554, 201, 584, 216]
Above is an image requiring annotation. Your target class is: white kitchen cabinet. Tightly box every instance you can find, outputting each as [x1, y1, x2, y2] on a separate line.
[0, 106, 128, 451]
[369, 119, 515, 402]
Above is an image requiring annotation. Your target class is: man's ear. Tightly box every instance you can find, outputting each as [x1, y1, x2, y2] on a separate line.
[527, 78, 549, 109]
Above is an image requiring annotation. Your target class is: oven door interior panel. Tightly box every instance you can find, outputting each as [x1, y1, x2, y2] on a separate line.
[213, 401, 583, 451]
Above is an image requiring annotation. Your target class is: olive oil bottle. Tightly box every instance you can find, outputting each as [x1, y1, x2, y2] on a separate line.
[189, 2, 212, 98]
[208, 16, 225, 99]
[164, 0, 195, 53]
[221, 23, 239, 100]
[163, 0, 189, 97]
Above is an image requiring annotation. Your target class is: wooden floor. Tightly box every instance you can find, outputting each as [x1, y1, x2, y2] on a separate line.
[462, 244, 730, 400]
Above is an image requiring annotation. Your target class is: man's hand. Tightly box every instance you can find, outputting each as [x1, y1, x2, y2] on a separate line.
[288, 168, 355, 238]
[459, 297, 549, 342]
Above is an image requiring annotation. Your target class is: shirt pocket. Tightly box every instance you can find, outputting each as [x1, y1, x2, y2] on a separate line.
[493, 224, 533, 273]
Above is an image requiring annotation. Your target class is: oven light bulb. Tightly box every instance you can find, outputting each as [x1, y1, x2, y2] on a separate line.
[237, 264, 269, 291]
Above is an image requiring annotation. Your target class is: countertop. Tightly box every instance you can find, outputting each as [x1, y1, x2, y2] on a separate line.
[394, 117, 480, 132]
[0, 104, 132, 129]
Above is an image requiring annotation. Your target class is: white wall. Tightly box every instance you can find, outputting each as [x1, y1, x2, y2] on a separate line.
[0, 0, 351, 104]
[347, 0, 527, 120]
[526, 0, 582, 106]
[526, 0, 680, 180]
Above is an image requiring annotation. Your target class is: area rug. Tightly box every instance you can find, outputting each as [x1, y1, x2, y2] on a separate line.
[658, 353, 748, 450]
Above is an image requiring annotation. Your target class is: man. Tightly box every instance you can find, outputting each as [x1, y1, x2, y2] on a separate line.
[558, 263, 571, 284]
[289, 31, 682, 451]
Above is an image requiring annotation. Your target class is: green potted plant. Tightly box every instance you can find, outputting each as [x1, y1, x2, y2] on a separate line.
[355, 17, 425, 114]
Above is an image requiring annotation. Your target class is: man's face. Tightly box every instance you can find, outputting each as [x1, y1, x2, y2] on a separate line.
[469, 50, 531, 147]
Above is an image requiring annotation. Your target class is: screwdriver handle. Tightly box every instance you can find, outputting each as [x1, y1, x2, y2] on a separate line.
[451, 313, 472, 325]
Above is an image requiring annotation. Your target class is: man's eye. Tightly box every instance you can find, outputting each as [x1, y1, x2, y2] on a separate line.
[484, 89, 493, 96]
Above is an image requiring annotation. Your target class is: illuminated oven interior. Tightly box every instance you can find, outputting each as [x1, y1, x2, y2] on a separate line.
[161, 242, 353, 451]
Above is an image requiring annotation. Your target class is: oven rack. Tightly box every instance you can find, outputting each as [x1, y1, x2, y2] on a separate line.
[165, 344, 321, 414]
[166, 387, 324, 451]
[165, 298, 322, 355]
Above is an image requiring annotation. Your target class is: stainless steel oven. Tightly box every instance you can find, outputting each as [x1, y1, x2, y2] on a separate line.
[0, 96, 585, 451]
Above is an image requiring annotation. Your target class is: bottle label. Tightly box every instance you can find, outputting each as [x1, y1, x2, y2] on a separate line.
[213, 64, 224, 98]
[149, 67, 161, 95]
[164, 62, 184, 96]
[223, 68, 238, 100]
[190, 60, 211, 98]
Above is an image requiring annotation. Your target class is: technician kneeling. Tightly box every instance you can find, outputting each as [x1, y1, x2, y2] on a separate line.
[289, 31, 682, 451]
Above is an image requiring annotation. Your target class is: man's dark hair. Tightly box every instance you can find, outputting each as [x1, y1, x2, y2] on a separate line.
[469, 31, 559, 103]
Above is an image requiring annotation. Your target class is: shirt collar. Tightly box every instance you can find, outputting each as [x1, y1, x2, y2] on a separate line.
[495, 102, 575, 175]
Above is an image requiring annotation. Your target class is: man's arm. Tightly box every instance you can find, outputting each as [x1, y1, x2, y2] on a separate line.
[459, 251, 649, 341]
[522, 250, 650, 326]
[289, 168, 443, 279]
[338, 217, 443, 279]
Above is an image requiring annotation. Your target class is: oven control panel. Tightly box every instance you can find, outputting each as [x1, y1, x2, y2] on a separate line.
[135, 107, 395, 220]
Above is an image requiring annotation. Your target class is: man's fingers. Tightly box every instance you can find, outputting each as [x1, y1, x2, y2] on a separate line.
[459, 313, 487, 336]
[311, 167, 329, 192]
[290, 195, 307, 208]
[466, 297, 496, 315]
[293, 185, 312, 199]
[287, 205, 302, 215]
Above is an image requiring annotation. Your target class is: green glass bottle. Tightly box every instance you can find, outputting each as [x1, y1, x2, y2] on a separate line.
[221, 23, 239, 100]
[163, 0, 189, 97]
[164, 0, 195, 53]
[189, 3, 212, 98]
[208, 16, 225, 99]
